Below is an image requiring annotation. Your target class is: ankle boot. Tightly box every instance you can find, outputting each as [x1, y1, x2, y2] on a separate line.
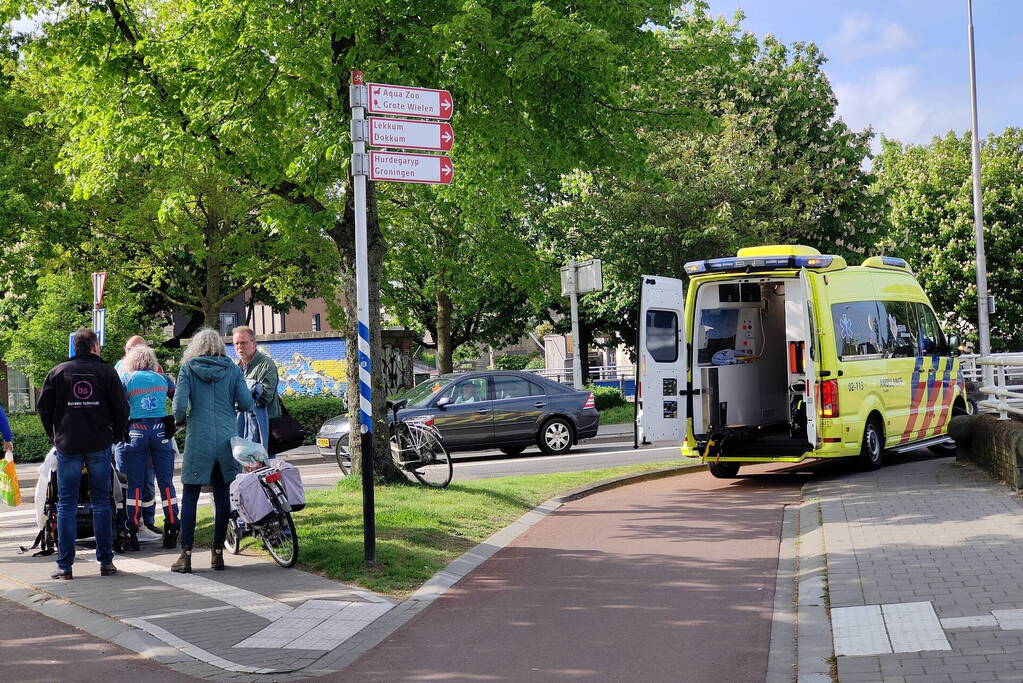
[163, 523, 179, 550]
[211, 546, 225, 571]
[171, 547, 192, 573]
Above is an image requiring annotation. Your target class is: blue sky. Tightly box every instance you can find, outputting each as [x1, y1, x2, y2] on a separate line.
[705, 1, 1022, 146]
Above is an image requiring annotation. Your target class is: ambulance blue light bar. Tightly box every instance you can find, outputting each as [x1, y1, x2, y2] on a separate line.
[684, 255, 837, 275]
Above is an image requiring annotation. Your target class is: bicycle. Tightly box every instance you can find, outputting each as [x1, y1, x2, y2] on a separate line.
[335, 400, 453, 488]
[225, 464, 299, 567]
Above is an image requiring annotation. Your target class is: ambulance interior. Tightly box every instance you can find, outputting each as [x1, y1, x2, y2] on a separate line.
[692, 278, 813, 456]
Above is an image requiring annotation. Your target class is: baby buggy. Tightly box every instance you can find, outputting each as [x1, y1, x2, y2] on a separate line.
[22, 451, 134, 556]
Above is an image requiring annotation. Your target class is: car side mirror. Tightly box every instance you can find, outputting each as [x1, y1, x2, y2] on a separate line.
[436, 396, 451, 410]
[948, 334, 961, 356]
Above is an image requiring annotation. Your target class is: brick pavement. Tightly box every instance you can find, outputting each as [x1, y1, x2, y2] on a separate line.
[803, 455, 1023, 683]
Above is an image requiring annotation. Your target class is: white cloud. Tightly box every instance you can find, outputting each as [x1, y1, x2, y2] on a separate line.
[829, 14, 913, 59]
[832, 66, 967, 146]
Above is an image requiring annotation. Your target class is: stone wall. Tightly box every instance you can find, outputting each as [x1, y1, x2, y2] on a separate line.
[950, 413, 1023, 489]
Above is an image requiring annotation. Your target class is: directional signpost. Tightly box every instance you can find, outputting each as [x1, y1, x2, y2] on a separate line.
[367, 83, 453, 120]
[350, 73, 456, 564]
[369, 151, 453, 184]
[368, 118, 453, 151]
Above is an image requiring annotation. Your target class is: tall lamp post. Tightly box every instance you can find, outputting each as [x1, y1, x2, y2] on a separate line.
[967, 0, 993, 382]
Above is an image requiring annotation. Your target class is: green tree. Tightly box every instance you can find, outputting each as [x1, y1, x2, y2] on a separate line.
[873, 129, 1023, 351]
[537, 23, 878, 364]
[2, 0, 694, 477]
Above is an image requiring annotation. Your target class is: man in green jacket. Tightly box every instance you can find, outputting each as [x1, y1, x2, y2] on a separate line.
[231, 326, 281, 419]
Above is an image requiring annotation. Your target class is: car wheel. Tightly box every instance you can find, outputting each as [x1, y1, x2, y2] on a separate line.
[859, 418, 885, 470]
[538, 418, 573, 455]
[708, 462, 740, 478]
[335, 439, 352, 476]
[499, 445, 526, 457]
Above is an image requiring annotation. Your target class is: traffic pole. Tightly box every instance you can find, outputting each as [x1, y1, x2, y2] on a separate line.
[967, 0, 992, 385]
[568, 260, 583, 390]
[350, 70, 376, 565]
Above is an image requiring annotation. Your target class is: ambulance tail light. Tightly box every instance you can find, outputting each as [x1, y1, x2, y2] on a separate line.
[819, 379, 839, 418]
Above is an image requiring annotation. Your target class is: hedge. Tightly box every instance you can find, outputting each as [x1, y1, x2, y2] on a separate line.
[6, 394, 348, 461]
[587, 385, 627, 412]
[281, 395, 347, 445]
[7, 413, 51, 463]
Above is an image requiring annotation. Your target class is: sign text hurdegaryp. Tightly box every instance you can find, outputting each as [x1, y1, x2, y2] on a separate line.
[367, 83, 453, 120]
[369, 151, 453, 185]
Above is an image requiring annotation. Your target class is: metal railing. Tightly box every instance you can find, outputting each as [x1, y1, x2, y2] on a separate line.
[969, 353, 1023, 420]
[526, 365, 636, 396]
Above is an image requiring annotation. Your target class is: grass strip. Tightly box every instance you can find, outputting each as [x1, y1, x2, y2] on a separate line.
[195, 459, 693, 597]
[598, 403, 635, 424]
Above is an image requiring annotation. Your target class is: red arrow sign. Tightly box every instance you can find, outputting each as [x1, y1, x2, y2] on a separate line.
[369, 118, 454, 151]
[368, 83, 453, 120]
[369, 151, 454, 185]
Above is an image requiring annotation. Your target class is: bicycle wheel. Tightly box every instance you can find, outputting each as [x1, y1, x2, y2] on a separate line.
[261, 485, 299, 567]
[225, 515, 242, 555]
[335, 439, 352, 476]
[410, 434, 453, 488]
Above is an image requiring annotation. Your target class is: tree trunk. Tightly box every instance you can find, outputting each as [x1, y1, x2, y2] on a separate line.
[435, 285, 453, 374]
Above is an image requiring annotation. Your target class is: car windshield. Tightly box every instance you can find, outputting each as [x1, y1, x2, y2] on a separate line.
[395, 377, 452, 407]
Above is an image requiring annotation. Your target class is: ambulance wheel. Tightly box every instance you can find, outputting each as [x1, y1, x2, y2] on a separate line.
[708, 462, 741, 478]
[929, 399, 970, 457]
[859, 418, 885, 470]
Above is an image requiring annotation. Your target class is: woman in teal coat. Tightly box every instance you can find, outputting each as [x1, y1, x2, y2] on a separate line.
[171, 328, 254, 573]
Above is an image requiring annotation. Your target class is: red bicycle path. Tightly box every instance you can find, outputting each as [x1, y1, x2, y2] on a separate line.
[332, 464, 806, 682]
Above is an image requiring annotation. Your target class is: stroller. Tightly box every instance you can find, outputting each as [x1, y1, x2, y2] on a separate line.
[22, 450, 134, 556]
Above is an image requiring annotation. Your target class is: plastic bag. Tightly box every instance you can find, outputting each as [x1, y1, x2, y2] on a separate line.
[0, 452, 21, 507]
[231, 436, 268, 466]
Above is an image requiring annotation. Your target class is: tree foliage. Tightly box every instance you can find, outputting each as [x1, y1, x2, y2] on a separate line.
[873, 129, 1023, 351]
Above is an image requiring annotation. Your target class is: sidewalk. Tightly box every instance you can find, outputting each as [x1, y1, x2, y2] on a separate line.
[790, 455, 1023, 682]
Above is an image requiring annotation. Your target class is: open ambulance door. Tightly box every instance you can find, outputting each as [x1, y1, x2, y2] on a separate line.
[637, 275, 687, 445]
[798, 269, 818, 448]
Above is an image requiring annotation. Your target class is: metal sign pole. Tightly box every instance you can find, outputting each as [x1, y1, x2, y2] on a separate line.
[568, 260, 583, 390]
[967, 0, 993, 386]
[350, 71, 376, 565]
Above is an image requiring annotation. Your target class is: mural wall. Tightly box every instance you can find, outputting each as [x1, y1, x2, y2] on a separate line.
[225, 332, 415, 398]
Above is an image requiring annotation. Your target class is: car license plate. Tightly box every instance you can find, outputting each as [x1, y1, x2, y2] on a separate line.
[316, 438, 330, 448]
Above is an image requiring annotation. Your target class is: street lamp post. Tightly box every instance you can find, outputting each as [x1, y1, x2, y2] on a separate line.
[967, 0, 993, 383]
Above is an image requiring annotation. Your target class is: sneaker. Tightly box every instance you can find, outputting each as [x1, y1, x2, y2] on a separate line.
[145, 523, 164, 537]
[50, 568, 73, 580]
[136, 526, 163, 543]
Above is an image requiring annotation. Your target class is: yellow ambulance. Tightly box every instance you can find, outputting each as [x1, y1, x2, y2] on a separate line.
[637, 245, 968, 477]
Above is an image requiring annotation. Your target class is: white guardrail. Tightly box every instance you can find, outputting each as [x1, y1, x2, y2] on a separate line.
[960, 353, 1023, 420]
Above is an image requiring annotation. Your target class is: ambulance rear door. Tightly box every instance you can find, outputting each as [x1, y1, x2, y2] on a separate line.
[638, 275, 687, 444]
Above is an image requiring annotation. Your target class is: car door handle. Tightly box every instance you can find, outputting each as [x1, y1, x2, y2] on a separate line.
[477, 409, 490, 415]
[534, 402, 545, 408]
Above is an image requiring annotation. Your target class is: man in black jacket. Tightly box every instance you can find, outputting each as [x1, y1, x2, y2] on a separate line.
[37, 328, 129, 580]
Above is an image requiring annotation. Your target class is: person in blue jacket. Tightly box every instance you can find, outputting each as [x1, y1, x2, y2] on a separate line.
[0, 402, 13, 454]
[120, 345, 178, 550]
[171, 328, 254, 573]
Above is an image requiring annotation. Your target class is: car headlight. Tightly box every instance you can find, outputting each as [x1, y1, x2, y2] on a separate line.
[319, 422, 348, 436]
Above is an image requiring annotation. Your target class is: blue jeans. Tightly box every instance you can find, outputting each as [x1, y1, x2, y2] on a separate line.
[121, 418, 178, 529]
[115, 442, 156, 526]
[56, 448, 114, 571]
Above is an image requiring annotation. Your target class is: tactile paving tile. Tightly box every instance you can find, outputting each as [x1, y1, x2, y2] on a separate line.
[882, 601, 951, 653]
[832, 605, 892, 656]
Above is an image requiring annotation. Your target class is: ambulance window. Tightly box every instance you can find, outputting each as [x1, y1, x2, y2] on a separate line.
[831, 301, 883, 360]
[645, 310, 678, 363]
[697, 309, 738, 364]
[914, 303, 948, 355]
[877, 301, 919, 358]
